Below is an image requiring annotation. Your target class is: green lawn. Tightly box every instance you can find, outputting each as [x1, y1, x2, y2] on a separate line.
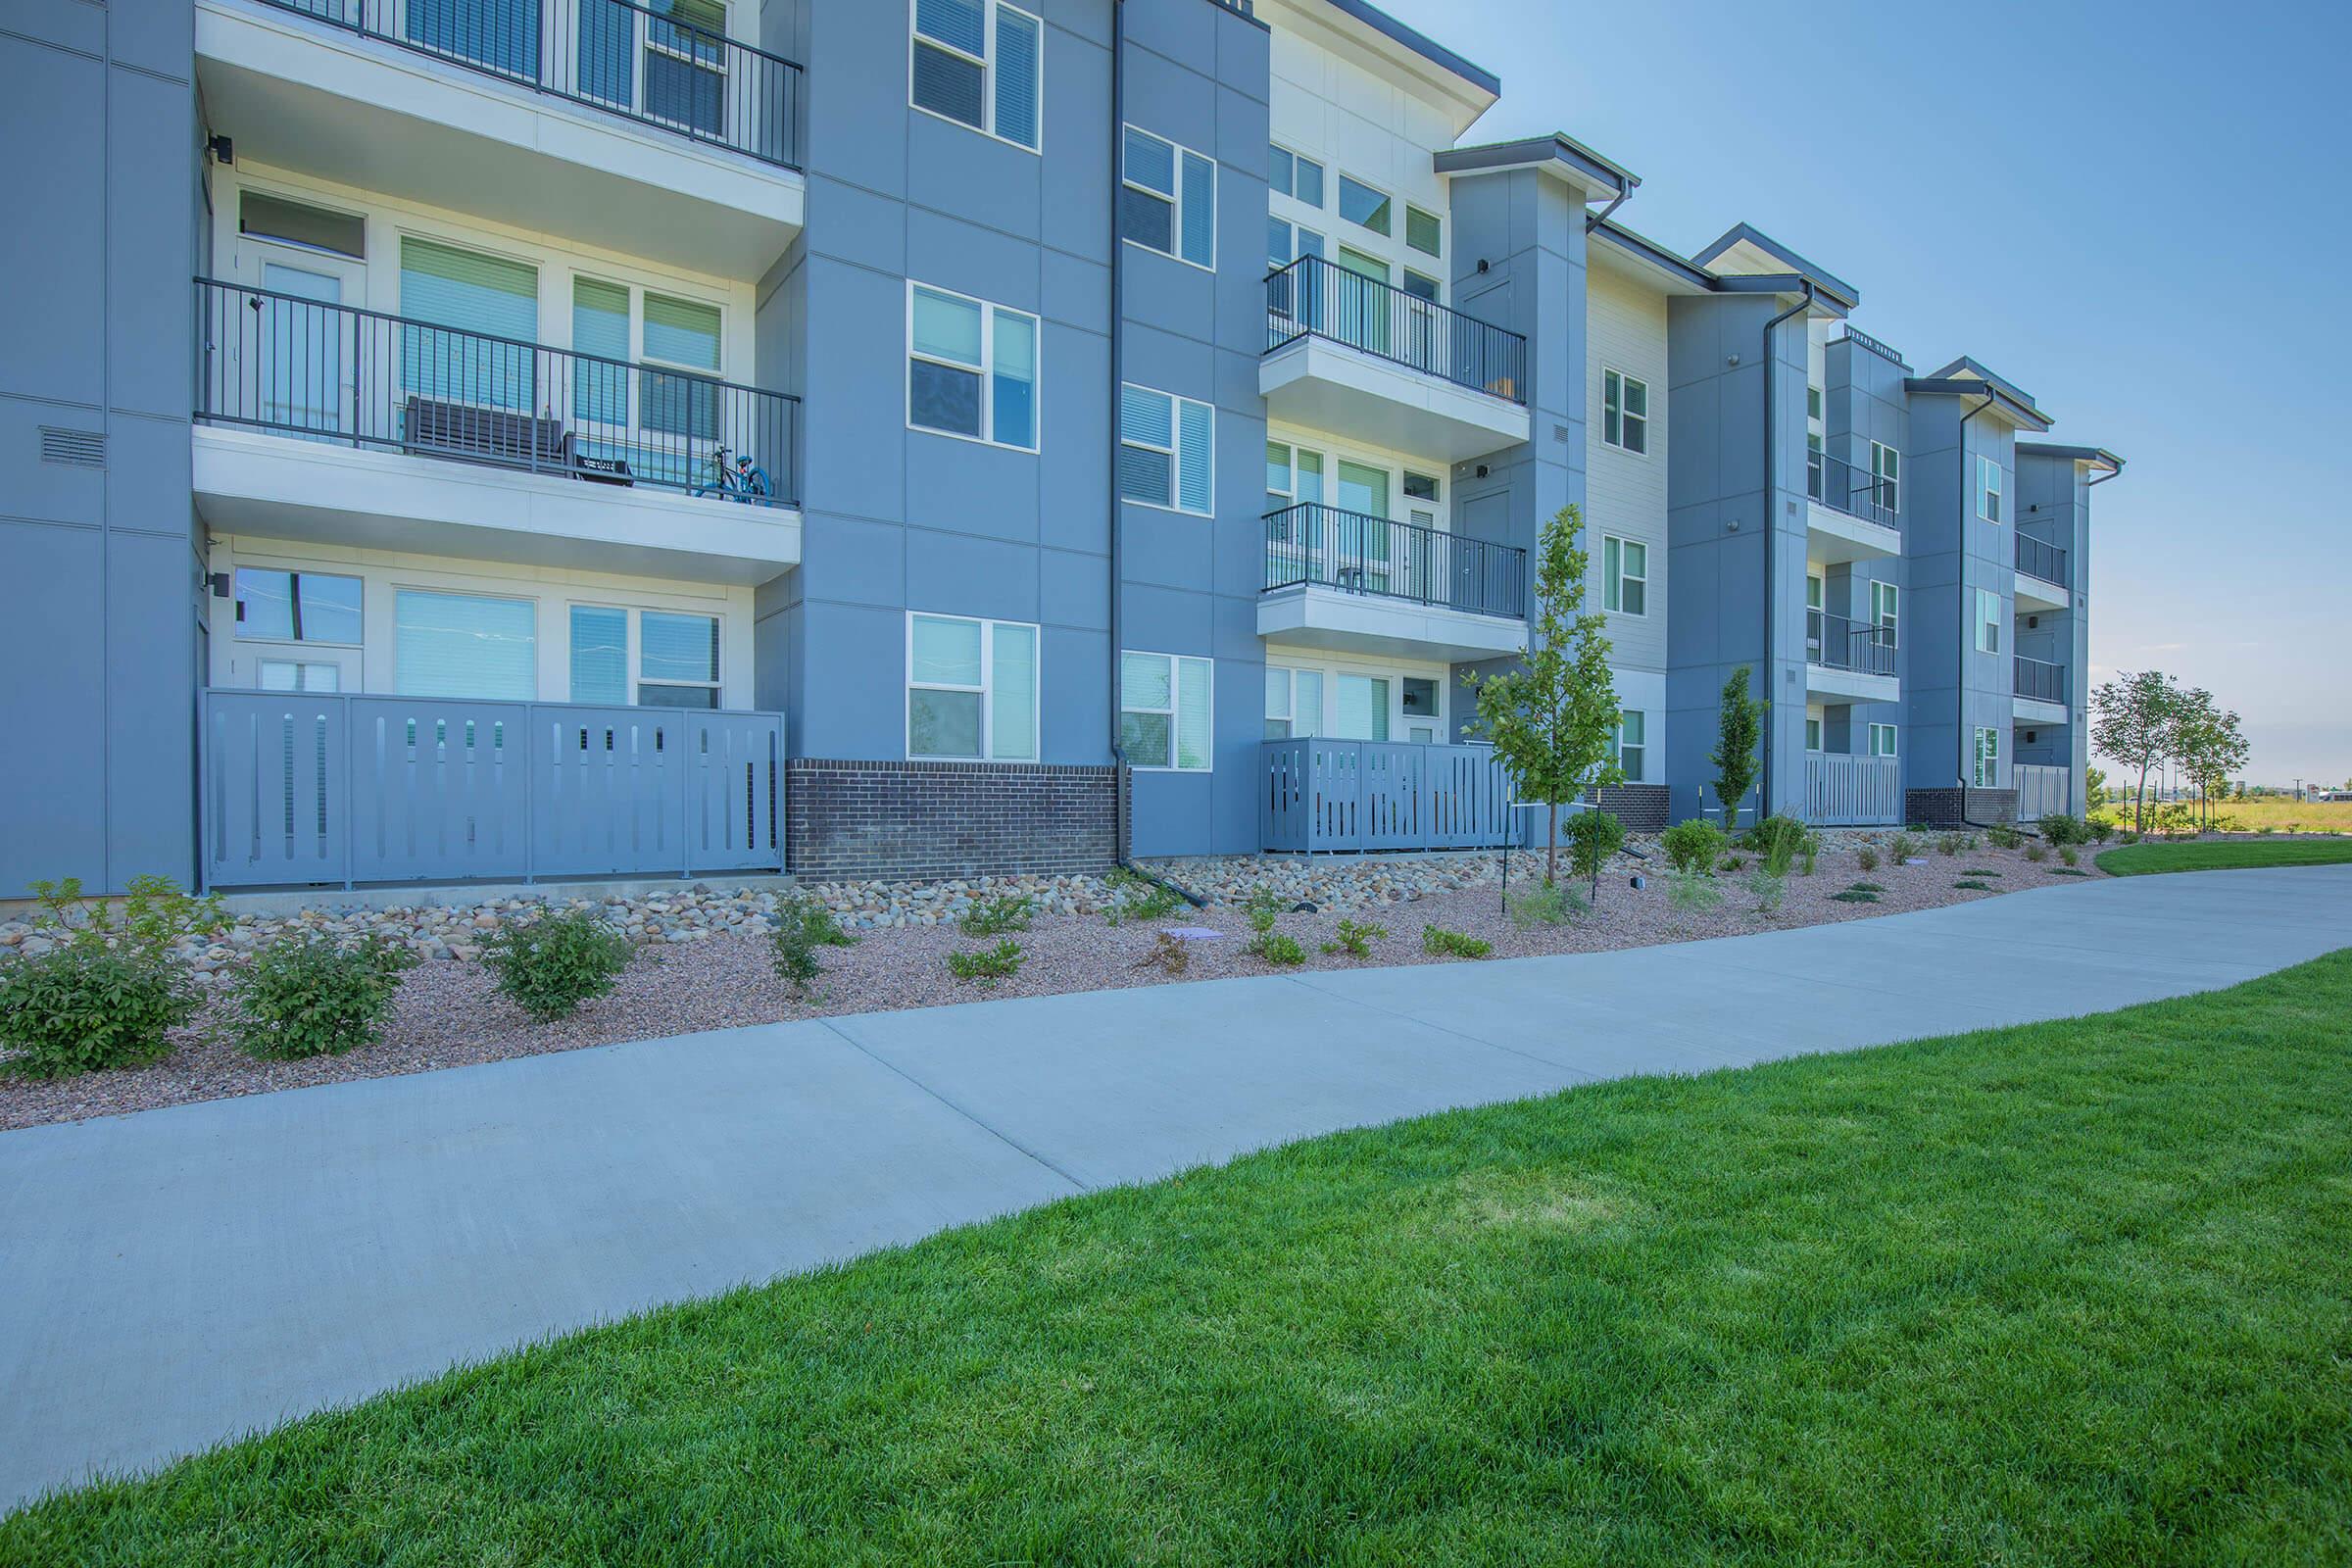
[9, 957, 2351, 1566]
[2097, 838, 2352, 876]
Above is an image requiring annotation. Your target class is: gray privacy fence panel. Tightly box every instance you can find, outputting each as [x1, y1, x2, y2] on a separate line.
[1260, 739, 1510, 853]
[1801, 754, 1903, 826]
[202, 691, 785, 888]
[2013, 764, 2072, 822]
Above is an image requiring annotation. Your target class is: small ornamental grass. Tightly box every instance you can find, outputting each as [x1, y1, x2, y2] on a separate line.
[1506, 879, 1586, 928]
[949, 940, 1025, 987]
[1856, 846, 1882, 873]
[481, 908, 634, 1022]
[228, 934, 416, 1060]
[1744, 870, 1788, 915]
[1887, 832, 1921, 863]
[1666, 871, 1723, 914]
[1420, 925, 1491, 958]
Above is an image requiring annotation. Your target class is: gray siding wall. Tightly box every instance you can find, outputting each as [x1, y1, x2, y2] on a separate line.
[2014, 450, 2093, 810]
[1, 0, 200, 897]
[1902, 395, 2014, 794]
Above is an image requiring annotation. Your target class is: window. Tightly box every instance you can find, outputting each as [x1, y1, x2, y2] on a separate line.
[1975, 588, 2002, 655]
[906, 283, 1039, 450]
[1119, 385, 1213, 514]
[1602, 368, 1648, 454]
[395, 590, 535, 700]
[1268, 144, 1324, 208]
[907, 613, 1038, 761]
[1267, 218, 1323, 269]
[1870, 722, 1898, 758]
[1870, 580, 1899, 650]
[1617, 710, 1646, 780]
[239, 191, 364, 260]
[1870, 441, 1900, 513]
[1976, 454, 2005, 523]
[1401, 676, 1440, 718]
[1402, 269, 1441, 303]
[1973, 726, 2000, 789]
[1264, 666, 1323, 740]
[1335, 673, 1389, 741]
[568, 607, 721, 708]
[1405, 205, 1442, 259]
[1603, 536, 1647, 615]
[1337, 174, 1391, 236]
[1122, 651, 1211, 770]
[400, 237, 538, 414]
[258, 660, 341, 693]
[235, 568, 362, 644]
[1806, 384, 1823, 422]
[1805, 714, 1824, 753]
[1122, 125, 1214, 269]
[910, 0, 1041, 150]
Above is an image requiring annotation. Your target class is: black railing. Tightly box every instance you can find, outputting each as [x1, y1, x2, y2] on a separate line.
[258, 0, 804, 170]
[1806, 449, 1899, 530]
[1263, 505, 1526, 620]
[2016, 532, 2069, 588]
[2016, 655, 2066, 704]
[1806, 609, 1897, 677]
[1265, 256, 1528, 405]
[195, 276, 798, 506]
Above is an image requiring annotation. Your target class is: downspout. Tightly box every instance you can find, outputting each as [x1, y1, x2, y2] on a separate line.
[1583, 181, 1630, 233]
[1953, 386, 1999, 825]
[1757, 280, 1813, 822]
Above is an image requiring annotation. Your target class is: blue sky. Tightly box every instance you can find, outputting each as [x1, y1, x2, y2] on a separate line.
[1372, 0, 2352, 788]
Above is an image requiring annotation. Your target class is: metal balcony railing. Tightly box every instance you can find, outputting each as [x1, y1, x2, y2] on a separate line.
[1806, 449, 1900, 530]
[256, 0, 804, 169]
[1263, 505, 1526, 621]
[1265, 256, 1528, 404]
[1806, 609, 1897, 677]
[2016, 655, 2066, 705]
[195, 276, 799, 506]
[2016, 531, 2070, 588]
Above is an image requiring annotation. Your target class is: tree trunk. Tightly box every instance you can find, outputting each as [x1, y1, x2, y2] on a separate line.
[2135, 763, 2151, 832]
[1544, 805, 1558, 887]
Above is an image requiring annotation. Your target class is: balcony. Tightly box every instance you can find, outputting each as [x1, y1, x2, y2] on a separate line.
[2014, 655, 2068, 724]
[1801, 753, 1902, 826]
[1805, 609, 1897, 703]
[1805, 450, 1900, 563]
[1259, 739, 1512, 853]
[195, 0, 805, 273]
[1257, 505, 1528, 662]
[192, 276, 801, 583]
[1260, 257, 1532, 461]
[2014, 532, 2070, 612]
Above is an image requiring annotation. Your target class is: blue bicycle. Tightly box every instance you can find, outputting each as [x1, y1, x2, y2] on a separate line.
[695, 445, 771, 504]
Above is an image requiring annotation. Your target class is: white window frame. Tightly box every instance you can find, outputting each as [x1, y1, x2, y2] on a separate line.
[908, 0, 1043, 153]
[1602, 534, 1647, 616]
[1869, 722, 1898, 758]
[1975, 587, 2002, 655]
[1268, 143, 1325, 210]
[567, 603, 723, 708]
[1119, 383, 1214, 516]
[1263, 664, 1324, 740]
[905, 280, 1041, 453]
[1121, 124, 1215, 271]
[1805, 713, 1824, 753]
[906, 612, 1041, 763]
[1616, 709, 1646, 781]
[1601, 368, 1649, 455]
[1976, 454, 2005, 523]
[1973, 725, 2000, 789]
[232, 566, 365, 648]
[1870, 580, 1899, 650]
[1121, 650, 1214, 772]
[1404, 203, 1444, 264]
[1336, 172, 1393, 238]
[1870, 440, 1901, 514]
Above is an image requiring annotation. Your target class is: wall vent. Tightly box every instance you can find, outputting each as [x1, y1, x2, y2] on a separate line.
[38, 427, 107, 468]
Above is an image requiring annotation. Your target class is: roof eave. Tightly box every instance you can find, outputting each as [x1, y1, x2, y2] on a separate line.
[1435, 133, 1639, 201]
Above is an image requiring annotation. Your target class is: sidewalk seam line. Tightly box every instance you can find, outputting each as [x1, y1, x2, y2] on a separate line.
[813, 1018, 1093, 1194]
[1275, 975, 1603, 1082]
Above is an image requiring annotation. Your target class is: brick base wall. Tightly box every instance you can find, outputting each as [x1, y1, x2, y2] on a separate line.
[1584, 783, 1671, 831]
[1903, 787, 2019, 830]
[785, 760, 1117, 882]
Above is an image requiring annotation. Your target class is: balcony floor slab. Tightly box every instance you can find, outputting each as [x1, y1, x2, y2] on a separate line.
[1258, 584, 1525, 663]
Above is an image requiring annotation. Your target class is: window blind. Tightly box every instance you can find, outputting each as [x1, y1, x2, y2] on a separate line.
[569, 606, 629, 705]
[994, 5, 1040, 149]
[396, 590, 536, 701]
[400, 238, 538, 413]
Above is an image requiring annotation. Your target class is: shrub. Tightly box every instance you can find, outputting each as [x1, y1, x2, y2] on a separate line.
[2025, 843, 2049, 862]
[23, 874, 228, 963]
[0, 944, 200, 1078]
[1887, 832, 1920, 863]
[772, 927, 822, 997]
[228, 934, 416, 1060]
[949, 939, 1025, 987]
[1564, 809, 1627, 886]
[1720, 855, 1747, 874]
[1242, 891, 1306, 965]
[1829, 888, 1880, 904]
[2090, 819, 2115, 844]
[778, 896, 858, 949]
[1799, 830, 1822, 878]
[1250, 932, 1307, 966]
[1659, 819, 1728, 876]
[1422, 925, 1492, 958]
[1936, 833, 1966, 858]
[1856, 846, 1881, 873]
[2118, 830, 2141, 845]
[1986, 822, 2025, 851]
[1320, 919, 1389, 958]
[2060, 845, 2080, 867]
[1507, 880, 1586, 927]
[1102, 868, 1183, 926]
[1138, 931, 1192, 974]
[1954, 878, 1995, 892]
[2052, 867, 2090, 877]
[1666, 870, 1723, 913]
[1744, 870, 1786, 915]
[1961, 867, 2003, 877]
[481, 908, 633, 1021]
[1243, 888, 1288, 935]
[1742, 814, 1810, 877]
[958, 894, 1034, 937]
[2039, 812, 2088, 847]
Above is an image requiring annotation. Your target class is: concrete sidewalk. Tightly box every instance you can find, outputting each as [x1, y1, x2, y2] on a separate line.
[2, 865, 2345, 1511]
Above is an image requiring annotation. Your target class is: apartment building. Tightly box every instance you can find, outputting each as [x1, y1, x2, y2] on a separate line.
[1, 0, 2119, 899]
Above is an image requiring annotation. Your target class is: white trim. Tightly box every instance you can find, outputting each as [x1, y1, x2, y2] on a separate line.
[1615, 707, 1647, 781]
[1869, 721, 1898, 758]
[1119, 649, 1214, 771]
[1120, 123, 1216, 271]
[1870, 439, 1901, 514]
[908, 0, 1044, 155]
[1600, 367, 1649, 455]
[1870, 579, 1900, 649]
[1975, 586, 2002, 655]
[905, 279, 1042, 453]
[1118, 382, 1213, 516]
[1973, 725, 2000, 788]
[567, 602, 723, 708]
[1602, 533, 1647, 616]
[905, 611, 1043, 763]
[1336, 171, 1394, 239]
[1975, 453, 2005, 524]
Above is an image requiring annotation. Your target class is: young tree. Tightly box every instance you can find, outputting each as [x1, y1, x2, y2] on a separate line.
[2091, 669, 2185, 832]
[2172, 690, 2247, 832]
[1462, 504, 1621, 887]
[2085, 763, 2109, 811]
[1710, 665, 1763, 834]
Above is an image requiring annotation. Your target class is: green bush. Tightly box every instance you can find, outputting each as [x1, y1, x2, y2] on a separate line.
[949, 939, 1025, 987]
[1250, 932, 1307, 967]
[1856, 846, 1881, 873]
[481, 908, 633, 1021]
[2060, 846, 2080, 867]
[1320, 919, 1389, 958]
[1986, 822, 2025, 851]
[1936, 833, 1966, 858]
[1564, 809, 1627, 884]
[1887, 832, 1920, 863]
[23, 873, 228, 963]
[2038, 812, 2088, 847]
[228, 934, 416, 1059]
[1507, 879, 1587, 928]
[2090, 819, 2115, 844]
[1829, 888, 1880, 905]
[1102, 868, 1183, 926]
[777, 896, 858, 949]
[1744, 870, 1787, 915]
[1659, 819, 1728, 876]
[1421, 925, 1492, 958]
[958, 894, 1035, 937]
[2025, 843, 2049, 862]
[1742, 813, 1811, 878]
[1666, 870, 1723, 913]
[0, 944, 200, 1078]
[1955, 878, 1995, 892]
[1961, 867, 2003, 877]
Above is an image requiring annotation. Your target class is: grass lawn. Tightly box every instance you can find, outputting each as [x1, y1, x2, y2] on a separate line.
[2097, 838, 2352, 876]
[8, 956, 2350, 1566]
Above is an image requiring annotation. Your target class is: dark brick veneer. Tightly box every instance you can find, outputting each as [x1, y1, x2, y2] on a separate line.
[1903, 787, 2020, 830]
[785, 760, 1117, 882]
[1584, 783, 1671, 831]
